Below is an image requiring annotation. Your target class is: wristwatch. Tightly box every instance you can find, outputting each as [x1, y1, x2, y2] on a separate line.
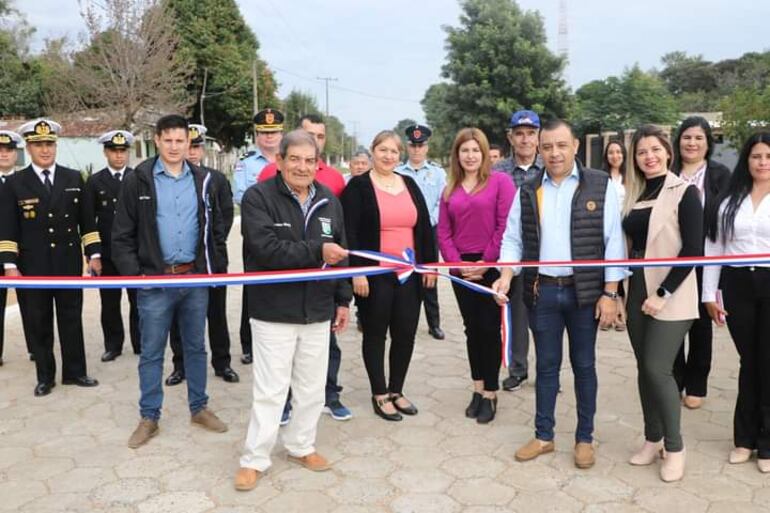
[656, 286, 671, 299]
[602, 290, 619, 300]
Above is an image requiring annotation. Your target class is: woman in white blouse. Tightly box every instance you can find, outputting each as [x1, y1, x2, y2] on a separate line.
[703, 132, 770, 472]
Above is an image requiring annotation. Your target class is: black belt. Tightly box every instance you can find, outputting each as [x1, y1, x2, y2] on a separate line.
[537, 274, 575, 286]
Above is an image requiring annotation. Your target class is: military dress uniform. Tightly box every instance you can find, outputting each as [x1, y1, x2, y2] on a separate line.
[0, 119, 101, 395]
[396, 124, 446, 339]
[85, 130, 140, 360]
[167, 124, 238, 384]
[0, 130, 35, 366]
[232, 108, 283, 363]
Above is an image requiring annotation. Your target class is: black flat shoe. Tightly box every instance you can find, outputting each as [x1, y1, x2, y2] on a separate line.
[34, 382, 55, 397]
[390, 393, 418, 415]
[241, 354, 253, 365]
[215, 367, 240, 383]
[101, 350, 122, 362]
[476, 396, 497, 424]
[28, 352, 35, 362]
[428, 326, 445, 340]
[62, 376, 99, 387]
[465, 392, 483, 418]
[165, 369, 185, 386]
[371, 396, 402, 421]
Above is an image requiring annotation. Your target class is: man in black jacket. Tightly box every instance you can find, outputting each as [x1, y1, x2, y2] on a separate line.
[112, 115, 228, 448]
[0, 119, 101, 396]
[234, 130, 351, 491]
[166, 124, 239, 386]
[86, 129, 140, 362]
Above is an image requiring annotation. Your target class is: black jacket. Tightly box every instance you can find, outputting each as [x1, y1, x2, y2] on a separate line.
[111, 157, 227, 276]
[341, 171, 436, 267]
[205, 165, 234, 268]
[674, 159, 730, 236]
[0, 165, 101, 275]
[241, 174, 352, 324]
[84, 167, 133, 261]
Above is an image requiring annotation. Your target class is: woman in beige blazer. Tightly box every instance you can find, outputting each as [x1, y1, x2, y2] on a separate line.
[621, 125, 703, 482]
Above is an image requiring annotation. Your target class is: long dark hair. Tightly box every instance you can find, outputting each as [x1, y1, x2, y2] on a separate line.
[672, 116, 714, 173]
[602, 138, 626, 182]
[709, 132, 770, 243]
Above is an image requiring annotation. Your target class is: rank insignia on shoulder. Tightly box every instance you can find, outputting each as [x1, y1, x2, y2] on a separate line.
[240, 151, 256, 160]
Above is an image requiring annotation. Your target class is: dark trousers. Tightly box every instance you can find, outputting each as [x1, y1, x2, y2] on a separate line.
[358, 273, 421, 395]
[170, 285, 232, 373]
[0, 287, 5, 359]
[626, 272, 691, 452]
[22, 288, 87, 384]
[528, 283, 598, 443]
[99, 258, 140, 354]
[507, 275, 530, 378]
[722, 267, 770, 458]
[422, 227, 440, 329]
[1, 288, 34, 359]
[673, 267, 712, 397]
[452, 254, 501, 391]
[326, 330, 342, 403]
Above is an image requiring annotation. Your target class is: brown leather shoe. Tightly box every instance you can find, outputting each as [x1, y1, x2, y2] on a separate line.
[574, 442, 595, 469]
[234, 467, 262, 491]
[128, 418, 159, 449]
[288, 452, 331, 472]
[515, 438, 555, 462]
[191, 408, 228, 433]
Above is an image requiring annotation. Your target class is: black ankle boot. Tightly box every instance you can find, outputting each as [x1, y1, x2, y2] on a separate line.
[465, 392, 482, 418]
[476, 396, 497, 424]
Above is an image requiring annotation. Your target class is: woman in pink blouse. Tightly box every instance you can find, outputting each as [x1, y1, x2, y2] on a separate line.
[438, 128, 515, 423]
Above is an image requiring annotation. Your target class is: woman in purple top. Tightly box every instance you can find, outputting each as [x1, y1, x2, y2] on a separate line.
[438, 128, 516, 424]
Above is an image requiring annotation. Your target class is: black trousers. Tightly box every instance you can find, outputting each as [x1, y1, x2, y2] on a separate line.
[422, 227, 440, 329]
[170, 285, 231, 372]
[673, 267, 712, 397]
[0, 287, 5, 359]
[239, 286, 251, 356]
[99, 258, 140, 354]
[451, 254, 501, 391]
[722, 267, 770, 457]
[358, 273, 421, 395]
[21, 288, 88, 384]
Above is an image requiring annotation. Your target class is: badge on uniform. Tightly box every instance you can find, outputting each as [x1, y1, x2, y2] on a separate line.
[102, 200, 108, 206]
[319, 217, 332, 236]
[586, 200, 597, 212]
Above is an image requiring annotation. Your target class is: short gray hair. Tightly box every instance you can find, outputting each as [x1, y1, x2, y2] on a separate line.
[351, 148, 371, 160]
[279, 129, 319, 159]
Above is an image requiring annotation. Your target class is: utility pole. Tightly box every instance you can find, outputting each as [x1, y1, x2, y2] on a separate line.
[316, 76, 338, 118]
[199, 68, 208, 126]
[253, 58, 260, 144]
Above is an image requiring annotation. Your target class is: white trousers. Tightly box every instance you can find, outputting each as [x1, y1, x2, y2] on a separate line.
[239, 318, 330, 471]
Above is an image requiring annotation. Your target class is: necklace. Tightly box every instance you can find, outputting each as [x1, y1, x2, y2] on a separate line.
[374, 171, 397, 189]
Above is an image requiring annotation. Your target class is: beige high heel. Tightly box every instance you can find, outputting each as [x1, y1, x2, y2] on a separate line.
[629, 440, 664, 466]
[660, 448, 686, 482]
[728, 447, 752, 464]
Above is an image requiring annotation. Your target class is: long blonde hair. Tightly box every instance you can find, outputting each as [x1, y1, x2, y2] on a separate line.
[623, 124, 673, 215]
[444, 127, 492, 199]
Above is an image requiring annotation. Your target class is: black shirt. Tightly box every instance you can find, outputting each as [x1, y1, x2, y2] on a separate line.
[622, 175, 703, 293]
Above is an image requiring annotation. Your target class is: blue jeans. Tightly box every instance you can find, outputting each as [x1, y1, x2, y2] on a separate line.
[137, 287, 209, 420]
[528, 284, 598, 443]
[325, 331, 342, 404]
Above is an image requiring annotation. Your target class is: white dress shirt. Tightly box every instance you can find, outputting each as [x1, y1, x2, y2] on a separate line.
[703, 194, 770, 302]
[31, 162, 56, 184]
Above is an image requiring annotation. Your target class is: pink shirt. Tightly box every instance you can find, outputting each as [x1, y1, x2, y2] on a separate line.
[438, 171, 516, 263]
[374, 185, 417, 261]
[259, 160, 346, 197]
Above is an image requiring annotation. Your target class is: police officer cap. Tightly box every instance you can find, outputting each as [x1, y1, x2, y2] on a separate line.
[19, 118, 62, 143]
[405, 124, 432, 144]
[253, 108, 284, 133]
[188, 124, 207, 146]
[98, 130, 135, 149]
[0, 130, 23, 149]
[508, 110, 541, 129]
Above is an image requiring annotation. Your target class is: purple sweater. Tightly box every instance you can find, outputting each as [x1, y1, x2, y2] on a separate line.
[437, 171, 515, 264]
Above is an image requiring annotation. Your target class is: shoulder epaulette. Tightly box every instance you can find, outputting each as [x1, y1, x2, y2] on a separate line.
[240, 151, 256, 161]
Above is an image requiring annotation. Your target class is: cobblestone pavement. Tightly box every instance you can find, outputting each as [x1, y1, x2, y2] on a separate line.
[1, 228, 768, 512]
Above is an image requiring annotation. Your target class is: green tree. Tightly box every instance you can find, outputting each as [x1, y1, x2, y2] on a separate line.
[282, 90, 321, 130]
[573, 65, 678, 135]
[393, 118, 417, 137]
[0, 0, 45, 117]
[720, 86, 770, 150]
[167, 0, 278, 149]
[423, 0, 571, 152]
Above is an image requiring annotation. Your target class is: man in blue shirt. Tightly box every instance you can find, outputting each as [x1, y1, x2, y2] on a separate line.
[233, 108, 284, 364]
[112, 115, 229, 449]
[396, 124, 446, 340]
[493, 119, 625, 470]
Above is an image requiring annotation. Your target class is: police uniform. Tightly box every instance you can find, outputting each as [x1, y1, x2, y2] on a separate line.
[233, 109, 284, 362]
[167, 124, 239, 384]
[0, 130, 35, 366]
[0, 119, 101, 395]
[85, 130, 140, 361]
[396, 124, 446, 338]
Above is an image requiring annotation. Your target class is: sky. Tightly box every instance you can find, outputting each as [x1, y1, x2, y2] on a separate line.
[16, 0, 770, 145]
